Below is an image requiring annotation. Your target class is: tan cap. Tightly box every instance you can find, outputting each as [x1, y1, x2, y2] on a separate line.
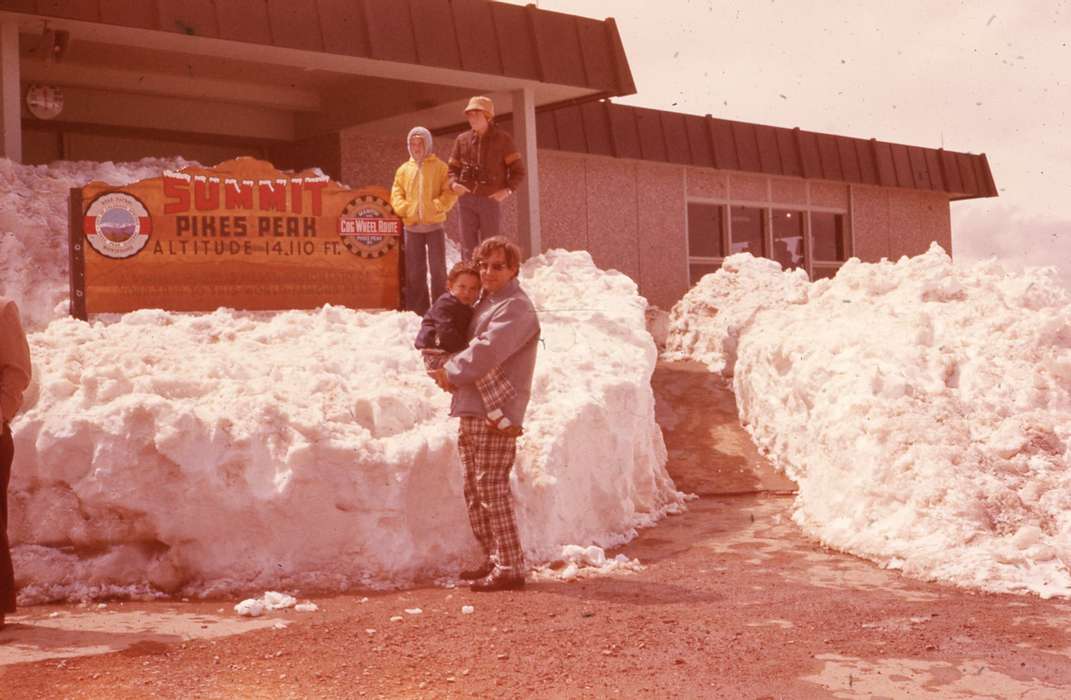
[464, 95, 494, 118]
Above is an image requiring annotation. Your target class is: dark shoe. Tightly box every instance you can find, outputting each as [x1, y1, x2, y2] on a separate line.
[458, 561, 495, 581]
[470, 571, 525, 592]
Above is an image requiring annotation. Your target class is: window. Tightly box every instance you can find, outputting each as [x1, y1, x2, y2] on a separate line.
[688, 261, 721, 286]
[811, 212, 850, 262]
[687, 203, 725, 258]
[730, 206, 765, 256]
[684, 198, 851, 288]
[771, 209, 805, 270]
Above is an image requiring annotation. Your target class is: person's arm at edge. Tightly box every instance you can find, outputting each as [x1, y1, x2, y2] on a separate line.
[0, 301, 32, 425]
[432, 159, 458, 213]
[502, 130, 526, 192]
[389, 163, 413, 220]
[447, 135, 462, 187]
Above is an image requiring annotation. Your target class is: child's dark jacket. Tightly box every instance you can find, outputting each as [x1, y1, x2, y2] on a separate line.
[415, 292, 472, 353]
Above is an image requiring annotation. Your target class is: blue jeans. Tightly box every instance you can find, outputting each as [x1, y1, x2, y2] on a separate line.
[404, 227, 447, 316]
[459, 195, 501, 263]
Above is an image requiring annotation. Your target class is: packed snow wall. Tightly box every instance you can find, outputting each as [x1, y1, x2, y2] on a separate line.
[666, 246, 1071, 598]
[0, 159, 684, 601]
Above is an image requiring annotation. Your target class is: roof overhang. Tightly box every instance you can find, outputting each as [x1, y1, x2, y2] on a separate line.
[527, 100, 999, 201]
[0, 0, 636, 142]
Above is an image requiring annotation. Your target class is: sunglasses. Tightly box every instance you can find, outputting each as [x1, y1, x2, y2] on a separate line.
[477, 261, 509, 272]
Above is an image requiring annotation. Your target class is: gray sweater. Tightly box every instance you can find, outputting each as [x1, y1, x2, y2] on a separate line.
[444, 278, 540, 427]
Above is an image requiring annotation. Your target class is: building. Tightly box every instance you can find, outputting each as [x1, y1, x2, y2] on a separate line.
[0, 0, 995, 309]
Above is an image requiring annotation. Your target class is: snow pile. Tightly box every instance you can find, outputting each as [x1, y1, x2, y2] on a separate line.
[532, 544, 644, 582]
[3, 157, 682, 602]
[670, 245, 1071, 597]
[663, 255, 809, 373]
[234, 591, 297, 617]
[0, 157, 196, 331]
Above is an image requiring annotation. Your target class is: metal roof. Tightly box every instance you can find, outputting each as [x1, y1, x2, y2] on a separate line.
[1, 0, 636, 97]
[530, 101, 998, 200]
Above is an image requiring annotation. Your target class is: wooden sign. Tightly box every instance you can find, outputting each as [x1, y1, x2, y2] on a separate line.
[68, 157, 402, 318]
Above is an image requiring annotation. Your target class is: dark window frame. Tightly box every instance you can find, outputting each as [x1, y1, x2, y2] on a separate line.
[685, 196, 853, 286]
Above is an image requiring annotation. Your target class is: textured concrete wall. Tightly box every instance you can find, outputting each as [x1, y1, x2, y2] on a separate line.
[538, 151, 588, 251]
[686, 168, 728, 200]
[585, 157, 640, 281]
[888, 189, 952, 259]
[850, 185, 952, 263]
[336, 132, 954, 309]
[849, 185, 892, 262]
[637, 162, 688, 309]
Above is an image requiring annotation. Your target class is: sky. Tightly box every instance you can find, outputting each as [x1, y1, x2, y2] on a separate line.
[508, 0, 1071, 288]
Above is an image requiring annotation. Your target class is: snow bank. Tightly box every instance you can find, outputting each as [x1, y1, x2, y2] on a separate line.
[2, 159, 682, 602]
[663, 255, 809, 374]
[0, 157, 196, 331]
[668, 245, 1071, 597]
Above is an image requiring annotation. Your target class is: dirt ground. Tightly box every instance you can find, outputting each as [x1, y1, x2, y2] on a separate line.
[2, 361, 1070, 699]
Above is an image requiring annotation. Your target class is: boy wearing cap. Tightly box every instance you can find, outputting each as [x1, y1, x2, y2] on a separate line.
[448, 96, 527, 262]
[391, 126, 458, 316]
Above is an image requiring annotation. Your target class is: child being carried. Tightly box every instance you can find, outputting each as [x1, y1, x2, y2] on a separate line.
[415, 261, 520, 435]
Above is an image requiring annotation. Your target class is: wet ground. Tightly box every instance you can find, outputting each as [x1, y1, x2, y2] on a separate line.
[1, 361, 1069, 698]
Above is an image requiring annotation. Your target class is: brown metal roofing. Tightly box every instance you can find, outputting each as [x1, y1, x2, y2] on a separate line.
[3, 0, 637, 96]
[531, 101, 998, 199]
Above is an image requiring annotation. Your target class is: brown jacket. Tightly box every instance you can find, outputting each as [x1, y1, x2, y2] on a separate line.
[447, 124, 526, 197]
[0, 298, 32, 425]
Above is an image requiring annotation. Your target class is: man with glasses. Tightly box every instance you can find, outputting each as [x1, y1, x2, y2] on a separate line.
[429, 236, 540, 592]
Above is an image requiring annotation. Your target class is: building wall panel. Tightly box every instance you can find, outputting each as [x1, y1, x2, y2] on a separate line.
[729, 173, 767, 202]
[686, 167, 728, 200]
[340, 132, 400, 192]
[849, 185, 891, 262]
[771, 178, 807, 205]
[537, 150, 588, 251]
[637, 162, 687, 309]
[810, 181, 848, 208]
[585, 156, 639, 280]
[888, 189, 951, 258]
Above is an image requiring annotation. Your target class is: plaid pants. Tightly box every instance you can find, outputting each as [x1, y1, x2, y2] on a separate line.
[457, 416, 524, 572]
[423, 350, 516, 413]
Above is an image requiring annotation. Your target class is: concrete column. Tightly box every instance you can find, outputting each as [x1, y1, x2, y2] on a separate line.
[511, 86, 541, 258]
[0, 23, 21, 162]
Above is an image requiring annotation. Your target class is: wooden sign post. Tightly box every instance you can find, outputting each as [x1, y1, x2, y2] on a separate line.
[69, 157, 403, 318]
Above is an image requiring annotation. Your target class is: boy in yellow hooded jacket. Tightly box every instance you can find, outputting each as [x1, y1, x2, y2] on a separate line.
[391, 126, 458, 316]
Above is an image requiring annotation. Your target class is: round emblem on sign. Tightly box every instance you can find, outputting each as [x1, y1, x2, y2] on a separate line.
[338, 194, 400, 258]
[83, 192, 152, 259]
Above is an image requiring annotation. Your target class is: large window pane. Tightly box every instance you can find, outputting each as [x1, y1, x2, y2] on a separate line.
[687, 203, 725, 258]
[730, 206, 765, 256]
[771, 209, 804, 270]
[689, 262, 721, 286]
[812, 212, 850, 261]
[811, 265, 840, 281]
